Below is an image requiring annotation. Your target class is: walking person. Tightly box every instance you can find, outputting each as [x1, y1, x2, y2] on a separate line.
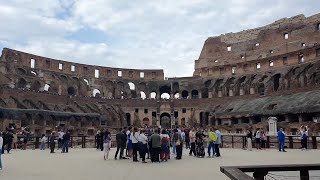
[255, 128, 261, 150]
[115, 128, 127, 160]
[300, 126, 308, 150]
[62, 130, 70, 153]
[40, 134, 47, 150]
[130, 127, 140, 162]
[246, 128, 253, 151]
[139, 129, 148, 163]
[103, 130, 111, 160]
[207, 128, 217, 158]
[49, 132, 56, 153]
[214, 127, 221, 157]
[260, 129, 266, 150]
[160, 129, 170, 162]
[173, 129, 183, 160]
[189, 128, 196, 156]
[0, 132, 3, 170]
[278, 128, 287, 152]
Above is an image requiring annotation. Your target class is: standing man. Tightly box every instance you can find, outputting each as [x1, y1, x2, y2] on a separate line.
[95, 130, 101, 150]
[278, 128, 287, 152]
[49, 132, 56, 153]
[214, 127, 221, 157]
[255, 128, 261, 150]
[185, 129, 190, 149]
[150, 129, 161, 163]
[189, 128, 196, 156]
[58, 129, 64, 150]
[207, 128, 217, 158]
[6, 131, 13, 154]
[115, 128, 127, 160]
[62, 130, 70, 153]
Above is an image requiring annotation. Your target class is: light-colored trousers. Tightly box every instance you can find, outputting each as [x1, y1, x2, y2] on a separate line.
[247, 138, 252, 151]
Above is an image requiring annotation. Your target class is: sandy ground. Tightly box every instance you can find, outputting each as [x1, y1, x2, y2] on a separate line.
[1, 148, 320, 180]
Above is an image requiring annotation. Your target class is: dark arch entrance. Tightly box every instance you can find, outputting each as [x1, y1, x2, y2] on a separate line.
[273, 74, 281, 91]
[160, 112, 171, 128]
[67, 87, 76, 96]
[17, 78, 27, 88]
[181, 90, 189, 99]
[191, 90, 199, 99]
[126, 113, 131, 126]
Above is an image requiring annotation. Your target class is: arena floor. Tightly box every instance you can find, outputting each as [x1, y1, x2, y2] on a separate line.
[1, 148, 320, 180]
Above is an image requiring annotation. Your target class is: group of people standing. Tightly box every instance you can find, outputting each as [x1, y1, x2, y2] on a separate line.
[110, 126, 221, 163]
[95, 129, 112, 160]
[48, 130, 71, 154]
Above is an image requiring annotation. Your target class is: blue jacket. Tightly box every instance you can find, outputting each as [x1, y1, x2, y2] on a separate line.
[278, 130, 285, 142]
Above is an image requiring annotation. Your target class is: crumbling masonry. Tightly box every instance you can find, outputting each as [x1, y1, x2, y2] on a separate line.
[1, 13, 320, 135]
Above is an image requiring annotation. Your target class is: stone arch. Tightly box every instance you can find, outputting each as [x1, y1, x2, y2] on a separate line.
[204, 80, 212, 87]
[174, 91, 180, 99]
[159, 85, 171, 98]
[128, 82, 135, 90]
[201, 88, 209, 98]
[143, 117, 150, 126]
[34, 114, 45, 126]
[138, 82, 147, 92]
[67, 87, 76, 96]
[16, 78, 27, 88]
[172, 82, 179, 93]
[21, 113, 32, 127]
[273, 73, 281, 91]
[160, 112, 171, 128]
[16, 67, 27, 75]
[60, 74, 68, 82]
[93, 89, 101, 97]
[161, 93, 170, 99]
[140, 91, 146, 99]
[150, 91, 157, 99]
[191, 89, 199, 99]
[181, 90, 189, 99]
[257, 83, 265, 96]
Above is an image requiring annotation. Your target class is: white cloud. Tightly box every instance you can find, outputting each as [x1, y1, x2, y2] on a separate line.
[0, 0, 320, 77]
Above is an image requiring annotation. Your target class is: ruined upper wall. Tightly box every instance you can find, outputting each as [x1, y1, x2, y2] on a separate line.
[0, 48, 164, 81]
[194, 13, 320, 77]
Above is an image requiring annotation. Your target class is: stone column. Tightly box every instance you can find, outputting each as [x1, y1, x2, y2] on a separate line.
[229, 89, 233, 96]
[208, 92, 213, 98]
[239, 88, 244, 96]
[218, 90, 223, 97]
[250, 87, 255, 95]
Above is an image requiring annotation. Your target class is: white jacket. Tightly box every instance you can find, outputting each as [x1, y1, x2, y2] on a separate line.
[0, 137, 3, 148]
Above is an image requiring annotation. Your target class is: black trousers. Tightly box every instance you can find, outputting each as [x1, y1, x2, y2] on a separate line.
[185, 140, 190, 149]
[176, 144, 183, 159]
[115, 145, 125, 159]
[151, 147, 160, 162]
[58, 139, 62, 149]
[189, 142, 196, 155]
[132, 143, 139, 161]
[261, 140, 266, 149]
[50, 143, 55, 153]
[214, 144, 220, 156]
[301, 139, 308, 149]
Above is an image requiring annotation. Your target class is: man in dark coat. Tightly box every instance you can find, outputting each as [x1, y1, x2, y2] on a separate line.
[115, 128, 127, 160]
[49, 132, 56, 153]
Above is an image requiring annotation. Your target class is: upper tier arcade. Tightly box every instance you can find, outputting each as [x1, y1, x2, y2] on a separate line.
[0, 48, 164, 81]
[194, 13, 320, 78]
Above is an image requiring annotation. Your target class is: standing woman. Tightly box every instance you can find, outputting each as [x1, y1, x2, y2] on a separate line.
[103, 130, 112, 160]
[160, 129, 170, 162]
[260, 129, 266, 150]
[173, 129, 183, 160]
[246, 128, 253, 151]
[127, 127, 133, 158]
[130, 127, 140, 162]
[0, 132, 3, 170]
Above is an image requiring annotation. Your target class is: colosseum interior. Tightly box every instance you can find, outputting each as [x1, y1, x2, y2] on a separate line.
[1, 13, 320, 136]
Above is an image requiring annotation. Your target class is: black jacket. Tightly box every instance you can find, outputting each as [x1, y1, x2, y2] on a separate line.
[116, 131, 127, 147]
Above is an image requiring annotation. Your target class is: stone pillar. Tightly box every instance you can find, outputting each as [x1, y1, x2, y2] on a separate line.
[170, 94, 173, 99]
[218, 90, 222, 97]
[198, 92, 202, 99]
[239, 88, 244, 96]
[208, 92, 213, 98]
[250, 87, 255, 95]
[268, 117, 278, 135]
[229, 89, 233, 97]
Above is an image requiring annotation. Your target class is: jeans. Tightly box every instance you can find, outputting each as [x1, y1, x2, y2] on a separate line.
[0, 148, 2, 169]
[214, 144, 220, 156]
[40, 142, 46, 150]
[279, 141, 285, 151]
[50, 143, 55, 153]
[208, 141, 215, 156]
[62, 140, 70, 153]
[172, 142, 176, 154]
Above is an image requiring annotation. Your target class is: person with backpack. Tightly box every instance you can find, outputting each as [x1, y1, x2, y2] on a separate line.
[207, 128, 217, 158]
[160, 129, 170, 162]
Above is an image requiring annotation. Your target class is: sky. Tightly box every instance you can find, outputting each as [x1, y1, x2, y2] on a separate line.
[0, 0, 319, 78]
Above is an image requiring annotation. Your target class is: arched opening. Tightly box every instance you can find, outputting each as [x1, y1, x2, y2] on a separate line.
[258, 84, 265, 96]
[128, 82, 135, 90]
[181, 90, 189, 99]
[21, 113, 32, 127]
[199, 112, 209, 127]
[191, 89, 199, 99]
[273, 74, 281, 91]
[60, 75, 68, 82]
[160, 112, 171, 128]
[46, 115, 56, 127]
[16, 68, 27, 75]
[161, 93, 170, 99]
[174, 92, 180, 99]
[150, 92, 157, 99]
[201, 88, 209, 98]
[241, 117, 250, 123]
[126, 113, 131, 126]
[172, 82, 179, 93]
[44, 84, 50, 91]
[67, 87, 76, 96]
[140, 91, 146, 99]
[31, 81, 41, 91]
[204, 80, 212, 87]
[181, 118, 186, 126]
[159, 85, 171, 99]
[93, 89, 101, 97]
[276, 115, 286, 122]
[143, 117, 150, 126]
[301, 113, 314, 122]
[83, 79, 89, 86]
[17, 78, 27, 88]
[239, 76, 246, 84]
[231, 117, 239, 125]
[252, 116, 261, 123]
[288, 114, 299, 123]
[30, 71, 37, 76]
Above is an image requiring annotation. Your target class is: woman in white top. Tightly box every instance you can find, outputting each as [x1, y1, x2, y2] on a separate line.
[40, 134, 47, 150]
[130, 127, 140, 162]
[0, 132, 3, 170]
[139, 129, 148, 163]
